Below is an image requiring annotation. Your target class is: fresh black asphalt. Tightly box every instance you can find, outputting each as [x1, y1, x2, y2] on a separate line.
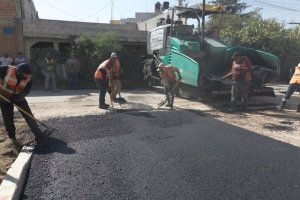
[22, 109, 300, 200]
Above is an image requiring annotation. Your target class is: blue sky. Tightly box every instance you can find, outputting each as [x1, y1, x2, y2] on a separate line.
[33, 0, 300, 27]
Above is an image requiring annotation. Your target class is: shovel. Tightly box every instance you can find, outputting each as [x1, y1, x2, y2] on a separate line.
[156, 83, 179, 109]
[0, 94, 50, 130]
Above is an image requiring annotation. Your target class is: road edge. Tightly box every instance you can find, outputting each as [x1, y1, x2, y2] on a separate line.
[0, 146, 34, 200]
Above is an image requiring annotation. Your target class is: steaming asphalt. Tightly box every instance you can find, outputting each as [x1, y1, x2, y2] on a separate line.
[22, 108, 300, 199]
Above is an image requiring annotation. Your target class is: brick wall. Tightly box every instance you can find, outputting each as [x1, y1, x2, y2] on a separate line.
[0, 0, 20, 57]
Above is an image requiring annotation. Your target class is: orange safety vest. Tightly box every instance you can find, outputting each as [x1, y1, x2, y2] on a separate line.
[160, 67, 177, 82]
[94, 59, 112, 80]
[0, 66, 32, 99]
[289, 67, 300, 84]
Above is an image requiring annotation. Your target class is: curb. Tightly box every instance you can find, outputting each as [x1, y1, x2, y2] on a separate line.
[0, 146, 34, 200]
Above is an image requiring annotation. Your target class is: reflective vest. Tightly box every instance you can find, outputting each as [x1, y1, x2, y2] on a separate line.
[94, 59, 112, 80]
[160, 67, 177, 82]
[231, 57, 251, 82]
[45, 58, 55, 71]
[0, 66, 32, 99]
[290, 67, 300, 84]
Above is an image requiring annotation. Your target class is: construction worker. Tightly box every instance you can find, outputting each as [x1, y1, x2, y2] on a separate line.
[0, 63, 45, 146]
[66, 52, 81, 90]
[157, 63, 182, 109]
[42, 52, 57, 91]
[223, 52, 252, 111]
[94, 55, 115, 109]
[277, 63, 300, 112]
[109, 52, 123, 102]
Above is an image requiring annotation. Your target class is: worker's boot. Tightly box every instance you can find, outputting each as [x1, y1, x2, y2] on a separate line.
[297, 103, 300, 112]
[99, 103, 109, 109]
[276, 100, 286, 111]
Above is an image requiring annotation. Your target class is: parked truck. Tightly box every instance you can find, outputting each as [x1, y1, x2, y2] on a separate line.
[143, 3, 279, 97]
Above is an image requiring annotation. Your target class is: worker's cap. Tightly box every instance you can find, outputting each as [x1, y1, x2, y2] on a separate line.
[16, 63, 31, 75]
[111, 52, 118, 58]
[157, 63, 164, 71]
[298, 63, 300, 67]
[231, 52, 243, 59]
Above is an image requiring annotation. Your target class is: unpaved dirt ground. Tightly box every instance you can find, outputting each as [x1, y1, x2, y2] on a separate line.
[1, 84, 299, 184]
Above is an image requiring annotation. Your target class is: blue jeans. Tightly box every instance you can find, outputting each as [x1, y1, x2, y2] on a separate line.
[69, 73, 79, 89]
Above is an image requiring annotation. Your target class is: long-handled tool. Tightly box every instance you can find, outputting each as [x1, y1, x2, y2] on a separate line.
[109, 93, 115, 113]
[156, 83, 179, 108]
[0, 94, 50, 129]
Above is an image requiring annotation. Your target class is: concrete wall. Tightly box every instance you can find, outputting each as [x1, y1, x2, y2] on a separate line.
[22, 19, 147, 58]
[22, 19, 146, 41]
[21, 0, 38, 19]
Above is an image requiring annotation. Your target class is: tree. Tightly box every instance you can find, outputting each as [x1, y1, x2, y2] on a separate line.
[73, 32, 122, 87]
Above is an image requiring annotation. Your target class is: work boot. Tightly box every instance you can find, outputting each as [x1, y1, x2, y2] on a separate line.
[10, 138, 23, 152]
[276, 101, 286, 111]
[112, 98, 119, 103]
[99, 103, 109, 109]
[297, 103, 300, 112]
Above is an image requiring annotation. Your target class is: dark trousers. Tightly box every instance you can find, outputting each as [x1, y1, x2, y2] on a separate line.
[95, 79, 107, 106]
[283, 83, 300, 101]
[0, 99, 41, 139]
[68, 73, 79, 89]
[164, 81, 176, 106]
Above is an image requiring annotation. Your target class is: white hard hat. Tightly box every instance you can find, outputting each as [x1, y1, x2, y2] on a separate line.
[111, 52, 117, 58]
[298, 63, 300, 67]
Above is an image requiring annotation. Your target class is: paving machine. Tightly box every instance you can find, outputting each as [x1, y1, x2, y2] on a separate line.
[143, 3, 279, 97]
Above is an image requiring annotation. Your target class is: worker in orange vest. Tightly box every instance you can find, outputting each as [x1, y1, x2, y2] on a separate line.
[0, 63, 45, 146]
[277, 63, 300, 112]
[94, 54, 116, 109]
[157, 63, 182, 109]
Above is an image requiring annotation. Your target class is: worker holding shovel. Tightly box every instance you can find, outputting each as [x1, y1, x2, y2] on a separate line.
[0, 63, 45, 147]
[157, 63, 182, 109]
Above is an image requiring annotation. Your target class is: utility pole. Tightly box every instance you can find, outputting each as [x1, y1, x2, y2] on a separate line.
[111, 0, 114, 21]
[201, 0, 205, 43]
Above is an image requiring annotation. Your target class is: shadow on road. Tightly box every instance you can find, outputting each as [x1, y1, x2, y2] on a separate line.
[34, 136, 76, 155]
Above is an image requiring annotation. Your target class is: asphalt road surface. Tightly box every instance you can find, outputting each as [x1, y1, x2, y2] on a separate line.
[22, 108, 300, 200]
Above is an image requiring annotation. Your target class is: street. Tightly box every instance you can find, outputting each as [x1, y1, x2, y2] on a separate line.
[20, 88, 300, 199]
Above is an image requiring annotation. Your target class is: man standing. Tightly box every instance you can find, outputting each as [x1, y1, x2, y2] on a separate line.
[109, 52, 122, 102]
[0, 63, 45, 146]
[157, 63, 182, 109]
[277, 63, 300, 112]
[223, 52, 252, 111]
[14, 52, 26, 66]
[0, 53, 13, 66]
[42, 52, 57, 91]
[66, 53, 81, 90]
[94, 55, 116, 109]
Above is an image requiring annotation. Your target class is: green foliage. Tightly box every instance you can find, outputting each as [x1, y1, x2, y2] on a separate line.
[72, 32, 122, 86]
[206, 7, 300, 79]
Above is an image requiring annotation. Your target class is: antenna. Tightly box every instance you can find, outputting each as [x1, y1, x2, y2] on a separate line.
[111, 0, 114, 21]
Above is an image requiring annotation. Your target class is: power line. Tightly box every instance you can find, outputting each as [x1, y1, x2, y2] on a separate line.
[251, 0, 300, 12]
[77, 2, 111, 21]
[39, 0, 78, 18]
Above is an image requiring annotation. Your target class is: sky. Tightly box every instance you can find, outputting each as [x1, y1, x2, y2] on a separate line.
[32, 0, 300, 27]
